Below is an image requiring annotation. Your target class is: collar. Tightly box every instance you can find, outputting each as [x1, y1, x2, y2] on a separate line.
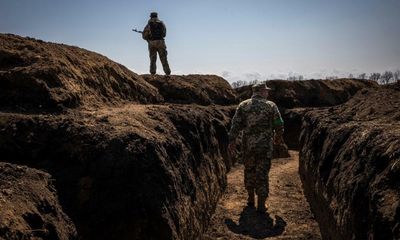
[251, 94, 265, 99]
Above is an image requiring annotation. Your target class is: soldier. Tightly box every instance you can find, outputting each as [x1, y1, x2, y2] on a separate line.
[228, 82, 284, 213]
[142, 12, 171, 75]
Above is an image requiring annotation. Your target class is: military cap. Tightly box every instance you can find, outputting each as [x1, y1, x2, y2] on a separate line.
[252, 82, 271, 92]
[150, 12, 158, 18]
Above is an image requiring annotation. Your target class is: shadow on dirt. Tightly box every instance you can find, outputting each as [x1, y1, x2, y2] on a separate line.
[224, 206, 287, 239]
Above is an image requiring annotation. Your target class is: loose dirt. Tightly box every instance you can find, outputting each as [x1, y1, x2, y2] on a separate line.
[204, 151, 321, 240]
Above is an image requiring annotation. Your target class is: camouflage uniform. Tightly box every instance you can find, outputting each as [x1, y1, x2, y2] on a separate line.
[142, 15, 171, 75]
[228, 93, 284, 198]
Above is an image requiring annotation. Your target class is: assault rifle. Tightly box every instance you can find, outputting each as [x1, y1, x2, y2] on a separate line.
[132, 28, 143, 34]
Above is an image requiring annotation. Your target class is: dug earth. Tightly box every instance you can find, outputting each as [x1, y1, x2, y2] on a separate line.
[1, 33, 397, 240]
[0, 33, 237, 240]
[300, 84, 400, 239]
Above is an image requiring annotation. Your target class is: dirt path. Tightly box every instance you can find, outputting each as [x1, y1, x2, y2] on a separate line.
[204, 151, 321, 240]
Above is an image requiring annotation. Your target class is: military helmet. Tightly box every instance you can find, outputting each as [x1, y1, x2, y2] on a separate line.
[252, 82, 271, 92]
[150, 12, 158, 18]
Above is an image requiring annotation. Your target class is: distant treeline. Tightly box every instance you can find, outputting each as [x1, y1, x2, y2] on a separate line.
[231, 70, 400, 88]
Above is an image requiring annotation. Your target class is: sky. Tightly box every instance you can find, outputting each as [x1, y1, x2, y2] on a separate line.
[1, 0, 399, 82]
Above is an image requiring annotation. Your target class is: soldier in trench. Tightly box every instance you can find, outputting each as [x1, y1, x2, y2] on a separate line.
[142, 12, 171, 75]
[228, 82, 284, 213]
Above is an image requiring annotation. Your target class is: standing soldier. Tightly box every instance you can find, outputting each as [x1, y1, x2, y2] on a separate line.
[142, 12, 171, 75]
[228, 82, 284, 213]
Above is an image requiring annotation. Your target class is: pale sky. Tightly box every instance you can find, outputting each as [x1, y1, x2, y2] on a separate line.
[1, 0, 399, 82]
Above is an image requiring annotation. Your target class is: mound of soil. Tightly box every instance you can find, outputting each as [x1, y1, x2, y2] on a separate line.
[0, 34, 241, 240]
[0, 34, 163, 112]
[0, 104, 234, 240]
[235, 79, 377, 108]
[142, 74, 237, 105]
[299, 85, 400, 239]
[0, 162, 77, 240]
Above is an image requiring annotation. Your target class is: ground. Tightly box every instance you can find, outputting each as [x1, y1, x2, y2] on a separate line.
[204, 151, 321, 240]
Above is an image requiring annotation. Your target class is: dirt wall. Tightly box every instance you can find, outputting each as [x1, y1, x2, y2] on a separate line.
[299, 85, 400, 239]
[0, 104, 234, 240]
[0, 162, 78, 240]
[235, 79, 377, 108]
[0, 34, 238, 240]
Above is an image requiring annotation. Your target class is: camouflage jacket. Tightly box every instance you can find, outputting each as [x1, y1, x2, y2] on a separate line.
[228, 94, 284, 155]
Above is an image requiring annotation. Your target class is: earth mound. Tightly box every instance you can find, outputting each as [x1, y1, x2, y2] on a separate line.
[142, 74, 237, 105]
[299, 84, 400, 239]
[0, 162, 77, 240]
[0, 104, 233, 240]
[235, 79, 377, 108]
[0, 33, 163, 112]
[0, 34, 238, 240]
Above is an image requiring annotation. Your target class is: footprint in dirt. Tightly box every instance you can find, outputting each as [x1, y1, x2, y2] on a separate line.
[224, 206, 287, 239]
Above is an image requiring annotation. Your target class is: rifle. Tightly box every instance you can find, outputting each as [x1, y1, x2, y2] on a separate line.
[132, 28, 143, 34]
[132, 27, 149, 42]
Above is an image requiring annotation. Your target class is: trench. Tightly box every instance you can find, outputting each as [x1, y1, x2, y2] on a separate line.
[203, 151, 321, 239]
[2, 33, 394, 240]
[201, 108, 322, 239]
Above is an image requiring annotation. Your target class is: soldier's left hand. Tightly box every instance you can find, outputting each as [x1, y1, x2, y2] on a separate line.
[274, 135, 284, 145]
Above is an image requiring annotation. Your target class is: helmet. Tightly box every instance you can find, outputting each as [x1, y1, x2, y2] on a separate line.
[150, 12, 158, 18]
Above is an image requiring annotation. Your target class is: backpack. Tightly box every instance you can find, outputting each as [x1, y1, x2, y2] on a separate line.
[149, 21, 165, 40]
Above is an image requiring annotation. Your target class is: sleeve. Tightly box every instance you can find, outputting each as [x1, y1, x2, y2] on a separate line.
[272, 103, 284, 127]
[228, 105, 245, 141]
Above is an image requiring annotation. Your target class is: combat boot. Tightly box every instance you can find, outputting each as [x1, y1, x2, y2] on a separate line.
[247, 190, 255, 207]
[257, 196, 267, 213]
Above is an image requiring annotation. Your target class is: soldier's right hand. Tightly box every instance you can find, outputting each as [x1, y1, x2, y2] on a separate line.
[228, 142, 236, 153]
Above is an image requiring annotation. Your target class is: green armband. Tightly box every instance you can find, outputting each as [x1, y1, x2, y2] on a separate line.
[273, 118, 284, 126]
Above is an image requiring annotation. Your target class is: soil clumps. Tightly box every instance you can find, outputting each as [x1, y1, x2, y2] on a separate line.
[0, 162, 77, 240]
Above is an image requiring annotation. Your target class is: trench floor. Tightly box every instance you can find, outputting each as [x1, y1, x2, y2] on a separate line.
[203, 151, 321, 240]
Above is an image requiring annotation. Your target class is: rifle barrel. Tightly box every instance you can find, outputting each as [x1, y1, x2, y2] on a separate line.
[132, 28, 143, 34]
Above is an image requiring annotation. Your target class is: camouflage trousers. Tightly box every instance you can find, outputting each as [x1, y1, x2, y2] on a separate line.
[244, 152, 271, 198]
[148, 40, 171, 75]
